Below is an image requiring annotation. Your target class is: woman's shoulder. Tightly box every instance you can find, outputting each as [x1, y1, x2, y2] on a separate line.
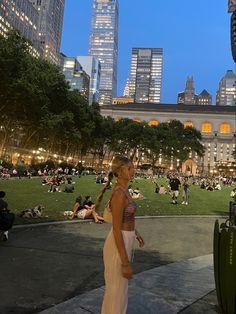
[111, 185, 129, 198]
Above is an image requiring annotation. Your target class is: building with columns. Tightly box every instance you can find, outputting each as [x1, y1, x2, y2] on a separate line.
[101, 103, 236, 175]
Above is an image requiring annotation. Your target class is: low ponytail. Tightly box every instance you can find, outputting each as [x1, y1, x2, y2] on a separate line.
[94, 171, 114, 211]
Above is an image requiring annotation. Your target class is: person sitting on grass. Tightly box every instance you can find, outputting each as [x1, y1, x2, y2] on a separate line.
[132, 187, 144, 199]
[128, 185, 134, 197]
[64, 177, 74, 193]
[159, 185, 167, 195]
[230, 188, 236, 203]
[82, 195, 95, 209]
[72, 196, 104, 223]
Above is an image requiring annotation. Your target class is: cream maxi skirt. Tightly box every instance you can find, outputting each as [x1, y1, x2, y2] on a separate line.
[101, 229, 135, 314]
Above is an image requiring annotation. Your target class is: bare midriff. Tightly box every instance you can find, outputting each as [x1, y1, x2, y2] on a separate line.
[121, 222, 135, 231]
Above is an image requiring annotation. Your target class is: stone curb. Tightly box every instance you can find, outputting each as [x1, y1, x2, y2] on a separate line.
[13, 215, 227, 229]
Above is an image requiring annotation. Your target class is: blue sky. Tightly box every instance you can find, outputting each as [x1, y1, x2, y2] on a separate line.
[61, 0, 234, 104]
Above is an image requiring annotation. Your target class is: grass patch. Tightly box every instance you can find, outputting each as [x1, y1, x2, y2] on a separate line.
[0, 176, 232, 224]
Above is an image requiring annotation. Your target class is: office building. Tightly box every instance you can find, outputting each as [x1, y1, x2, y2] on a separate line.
[89, 0, 119, 106]
[216, 70, 236, 106]
[126, 48, 163, 103]
[0, 0, 41, 56]
[29, 0, 65, 64]
[76, 56, 101, 105]
[197, 90, 212, 105]
[62, 56, 90, 100]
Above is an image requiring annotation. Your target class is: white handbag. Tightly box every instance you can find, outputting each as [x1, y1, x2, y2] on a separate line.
[103, 201, 112, 223]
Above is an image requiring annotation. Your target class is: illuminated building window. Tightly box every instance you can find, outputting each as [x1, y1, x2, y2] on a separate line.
[219, 122, 231, 134]
[201, 122, 213, 133]
[184, 121, 194, 128]
[148, 119, 158, 126]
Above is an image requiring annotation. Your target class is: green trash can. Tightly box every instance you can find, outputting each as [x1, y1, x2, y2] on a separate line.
[214, 202, 236, 314]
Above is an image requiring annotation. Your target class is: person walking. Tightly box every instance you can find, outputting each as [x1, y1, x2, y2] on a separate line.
[169, 174, 181, 204]
[95, 155, 145, 314]
[182, 177, 190, 205]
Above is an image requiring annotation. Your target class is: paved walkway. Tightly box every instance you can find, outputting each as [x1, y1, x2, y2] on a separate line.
[39, 254, 215, 314]
[1, 217, 221, 314]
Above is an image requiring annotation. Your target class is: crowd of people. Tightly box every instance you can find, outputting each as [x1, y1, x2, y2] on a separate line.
[1, 163, 236, 243]
[42, 175, 75, 193]
[151, 173, 236, 206]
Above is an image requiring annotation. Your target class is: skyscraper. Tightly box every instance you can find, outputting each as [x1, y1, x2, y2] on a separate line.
[89, 0, 119, 106]
[77, 56, 101, 105]
[62, 56, 90, 100]
[216, 70, 236, 106]
[0, 0, 41, 57]
[29, 0, 65, 64]
[126, 48, 163, 103]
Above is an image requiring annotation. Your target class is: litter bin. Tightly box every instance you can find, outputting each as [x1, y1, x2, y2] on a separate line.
[214, 202, 236, 314]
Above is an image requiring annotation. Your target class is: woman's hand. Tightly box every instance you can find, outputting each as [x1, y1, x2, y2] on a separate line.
[121, 264, 133, 279]
[136, 234, 145, 247]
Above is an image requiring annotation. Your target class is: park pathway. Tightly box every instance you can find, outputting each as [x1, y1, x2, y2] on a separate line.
[39, 254, 216, 314]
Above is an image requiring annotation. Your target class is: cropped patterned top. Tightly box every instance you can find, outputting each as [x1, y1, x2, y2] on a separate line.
[112, 186, 137, 224]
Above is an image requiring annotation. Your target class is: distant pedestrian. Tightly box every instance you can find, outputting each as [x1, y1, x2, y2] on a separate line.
[169, 174, 181, 204]
[182, 177, 190, 205]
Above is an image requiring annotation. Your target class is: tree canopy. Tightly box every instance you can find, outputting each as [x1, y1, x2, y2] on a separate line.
[0, 31, 205, 170]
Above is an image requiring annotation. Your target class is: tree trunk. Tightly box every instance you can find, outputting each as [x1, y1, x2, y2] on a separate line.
[22, 129, 38, 148]
[0, 130, 8, 157]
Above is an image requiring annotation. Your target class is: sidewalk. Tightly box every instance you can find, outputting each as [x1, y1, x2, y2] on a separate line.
[0, 217, 221, 314]
[39, 254, 216, 314]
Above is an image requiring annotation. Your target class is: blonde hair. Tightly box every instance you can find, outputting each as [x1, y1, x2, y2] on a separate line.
[94, 155, 131, 211]
[112, 155, 130, 177]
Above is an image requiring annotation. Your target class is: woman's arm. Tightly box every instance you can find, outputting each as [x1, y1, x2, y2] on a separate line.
[111, 191, 133, 279]
[135, 229, 145, 247]
[72, 202, 80, 218]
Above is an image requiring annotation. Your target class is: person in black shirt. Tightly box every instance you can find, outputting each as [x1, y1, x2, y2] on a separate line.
[0, 191, 15, 241]
[169, 175, 181, 204]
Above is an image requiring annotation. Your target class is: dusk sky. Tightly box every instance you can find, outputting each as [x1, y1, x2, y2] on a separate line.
[61, 0, 234, 104]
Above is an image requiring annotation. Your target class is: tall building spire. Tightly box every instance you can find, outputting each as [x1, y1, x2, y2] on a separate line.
[184, 76, 195, 104]
[89, 0, 119, 106]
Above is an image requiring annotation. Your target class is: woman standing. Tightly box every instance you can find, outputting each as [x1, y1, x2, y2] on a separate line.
[95, 155, 144, 314]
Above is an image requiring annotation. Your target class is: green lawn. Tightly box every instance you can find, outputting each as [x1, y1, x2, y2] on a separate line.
[0, 175, 233, 224]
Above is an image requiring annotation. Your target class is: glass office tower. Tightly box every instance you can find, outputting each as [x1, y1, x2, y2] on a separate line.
[128, 48, 163, 103]
[77, 56, 101, 105]
[89, 0, 119, 106]
[29, 0, 65, 65]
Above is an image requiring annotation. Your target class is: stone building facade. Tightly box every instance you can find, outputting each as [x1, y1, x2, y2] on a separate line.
[101, 103, 236, 175]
